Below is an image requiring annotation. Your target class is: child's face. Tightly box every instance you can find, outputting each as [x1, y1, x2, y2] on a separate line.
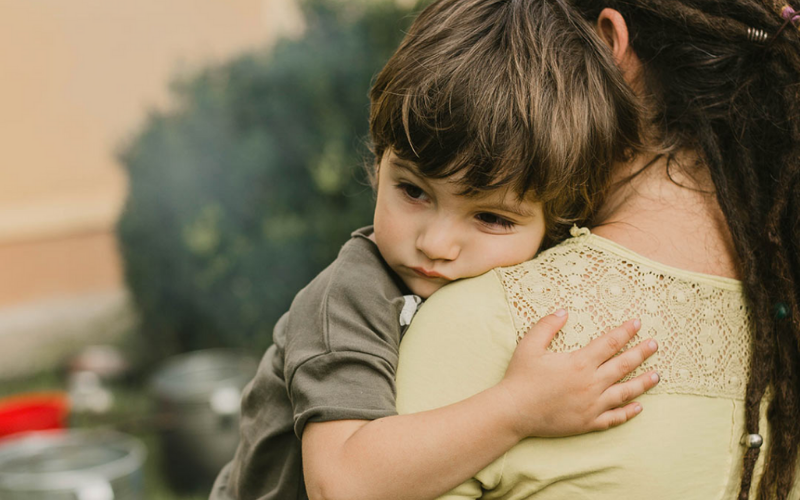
[373, 151, 547, 299]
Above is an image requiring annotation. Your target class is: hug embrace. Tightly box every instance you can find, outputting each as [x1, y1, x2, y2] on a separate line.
[211, 0, 800, 499]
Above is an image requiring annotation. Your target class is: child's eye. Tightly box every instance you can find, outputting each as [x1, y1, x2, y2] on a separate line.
[397, 182, 427, 201]
[476, 213, 515, 229]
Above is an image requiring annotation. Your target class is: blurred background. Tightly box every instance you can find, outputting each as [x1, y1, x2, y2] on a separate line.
[0, 0, 422, 497]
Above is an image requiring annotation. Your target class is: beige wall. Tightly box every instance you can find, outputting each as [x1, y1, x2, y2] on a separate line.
[0, 0, 303, 308]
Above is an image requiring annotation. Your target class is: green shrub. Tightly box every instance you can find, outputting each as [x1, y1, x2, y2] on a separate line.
[117, 0, 421, 360]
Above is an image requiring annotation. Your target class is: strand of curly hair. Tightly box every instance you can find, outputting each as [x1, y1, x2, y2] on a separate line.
[566, 0, 800, 497]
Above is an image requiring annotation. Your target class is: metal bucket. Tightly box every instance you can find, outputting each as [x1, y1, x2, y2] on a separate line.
[150, 349, 257, 491]
[0, 429, 146, 500]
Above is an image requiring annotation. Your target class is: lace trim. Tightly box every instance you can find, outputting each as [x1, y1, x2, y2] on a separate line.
[497, 227, 753, 400]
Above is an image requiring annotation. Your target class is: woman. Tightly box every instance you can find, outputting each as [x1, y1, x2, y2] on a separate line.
[396, 1, 800, 499]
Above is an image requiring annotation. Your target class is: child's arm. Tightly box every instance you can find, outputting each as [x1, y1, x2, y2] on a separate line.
[302, 311, 659, 500]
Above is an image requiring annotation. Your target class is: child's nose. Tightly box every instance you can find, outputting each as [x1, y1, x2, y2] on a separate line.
[416, 223, 461, 261]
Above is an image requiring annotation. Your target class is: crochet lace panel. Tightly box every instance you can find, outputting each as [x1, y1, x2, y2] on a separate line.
[497, 228, 753, 400]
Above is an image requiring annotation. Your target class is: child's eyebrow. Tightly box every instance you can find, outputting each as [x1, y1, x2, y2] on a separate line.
[483, 200, 537, 218]
[389, 158, 422, 175]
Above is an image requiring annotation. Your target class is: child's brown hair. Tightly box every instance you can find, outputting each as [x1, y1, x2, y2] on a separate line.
[369, 0, 642, 243]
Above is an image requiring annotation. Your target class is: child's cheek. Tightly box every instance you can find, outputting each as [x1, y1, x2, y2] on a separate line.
[487, 239, 538, 269]
[373, 203, 401, 261]
[376, 198, 405, 239]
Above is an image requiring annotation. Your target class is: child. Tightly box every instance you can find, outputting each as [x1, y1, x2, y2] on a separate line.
[210, 0, 660, 499]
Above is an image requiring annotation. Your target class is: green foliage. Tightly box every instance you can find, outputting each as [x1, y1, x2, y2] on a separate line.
[117, 0, 421, 359]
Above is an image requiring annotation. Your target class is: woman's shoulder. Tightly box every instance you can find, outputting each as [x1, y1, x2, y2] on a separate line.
[499, 225, 743, 292]
[496, 226, 749, 340]
[397, 271, 519, 414]
[420, 270, 510, 324]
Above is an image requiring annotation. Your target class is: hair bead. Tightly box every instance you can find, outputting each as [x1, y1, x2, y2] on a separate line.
[742, 433, 764, 449]
[772, 5, 800, 43]
[774, 302, 790, 320]
[780, 5, 800, 24]
[747, 27, 769, 43]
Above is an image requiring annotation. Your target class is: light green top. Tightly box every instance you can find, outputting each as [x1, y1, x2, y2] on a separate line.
[396, 227, 797, 499]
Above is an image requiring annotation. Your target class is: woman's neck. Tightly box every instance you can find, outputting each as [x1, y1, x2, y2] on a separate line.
[591, 152, 741, 280]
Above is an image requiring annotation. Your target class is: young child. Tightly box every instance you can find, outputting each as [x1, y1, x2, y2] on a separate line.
[210, 1, 660, 499]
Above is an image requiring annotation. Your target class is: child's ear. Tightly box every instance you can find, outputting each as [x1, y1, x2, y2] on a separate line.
[595, 8, 644, 92]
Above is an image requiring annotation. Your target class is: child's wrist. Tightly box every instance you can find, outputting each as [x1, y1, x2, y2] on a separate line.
[488, 381, 531, 441]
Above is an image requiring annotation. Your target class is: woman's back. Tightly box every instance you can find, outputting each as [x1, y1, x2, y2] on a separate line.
[395, 154, 787, 498]
[395, 227, 792, 498]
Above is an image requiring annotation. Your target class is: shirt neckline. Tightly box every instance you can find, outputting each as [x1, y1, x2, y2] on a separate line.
[569, 226, 744, 291]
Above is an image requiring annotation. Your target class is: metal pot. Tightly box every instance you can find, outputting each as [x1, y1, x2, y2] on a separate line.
[150, 349, 257, 491]
[0, 429, 146, 500]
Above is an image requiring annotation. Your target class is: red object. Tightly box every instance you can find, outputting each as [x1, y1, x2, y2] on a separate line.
[0, 392, 69, 438]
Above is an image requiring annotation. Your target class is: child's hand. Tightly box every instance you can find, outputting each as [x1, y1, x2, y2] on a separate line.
[496, 310, 659, 439]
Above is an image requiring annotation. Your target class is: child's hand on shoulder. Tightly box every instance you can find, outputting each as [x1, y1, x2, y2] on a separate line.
[496, 310, 659, 439]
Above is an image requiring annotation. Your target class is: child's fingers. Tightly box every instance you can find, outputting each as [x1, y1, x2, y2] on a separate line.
[597, 338, 658, 384]
[592, 402, 644, 431]
[600, 371, 660, 410]
[583, 319, 641, 365]
[521, 309, 568, 351]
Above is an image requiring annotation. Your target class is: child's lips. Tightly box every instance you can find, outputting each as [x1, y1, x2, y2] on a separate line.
[410, 267, 451, 280]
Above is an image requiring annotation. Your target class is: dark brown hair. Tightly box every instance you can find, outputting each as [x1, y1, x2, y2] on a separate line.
[369, 0, 642, 243]
[567, 0, 800, 497]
